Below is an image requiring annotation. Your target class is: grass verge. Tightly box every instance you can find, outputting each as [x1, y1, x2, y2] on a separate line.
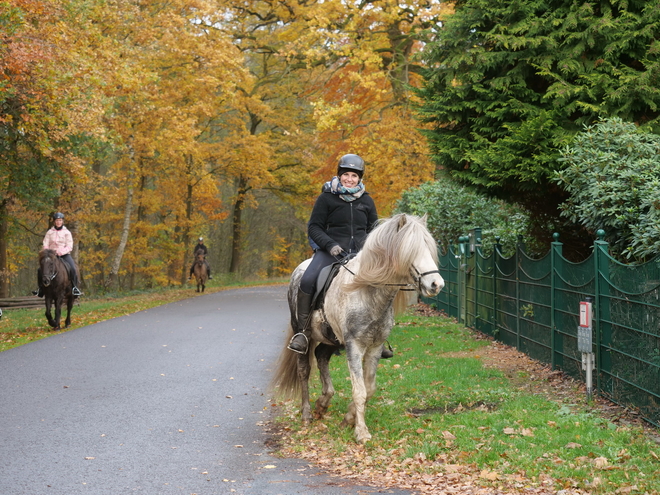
[0, 277, 287, 352]
[272, 311, 660, 494]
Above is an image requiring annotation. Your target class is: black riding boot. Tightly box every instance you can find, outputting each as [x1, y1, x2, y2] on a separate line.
[287, 290, 314, 354]
[32, 269, 44, 297]
[70, 273, 82, 297]
[207, 264, 212, 280]
[381, 342, 394, 359]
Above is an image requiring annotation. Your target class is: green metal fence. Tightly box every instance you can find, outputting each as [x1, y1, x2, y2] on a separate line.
[424, 230, 660, 427]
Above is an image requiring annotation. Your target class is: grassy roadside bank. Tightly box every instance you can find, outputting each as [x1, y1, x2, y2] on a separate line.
[270, 310, 660, 494]
[0, 278, 287, 352]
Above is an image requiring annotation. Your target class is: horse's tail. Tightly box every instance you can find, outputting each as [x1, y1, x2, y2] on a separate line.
[269, 322, 305, 400]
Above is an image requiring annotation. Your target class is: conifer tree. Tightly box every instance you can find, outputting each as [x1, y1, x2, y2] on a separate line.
[417, 0, 660, 240]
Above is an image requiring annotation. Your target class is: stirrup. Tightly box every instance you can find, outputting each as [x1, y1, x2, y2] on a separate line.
[32, 288, 44, 298]
[287, 332, 309, 354]
[72, 287, 82, 297]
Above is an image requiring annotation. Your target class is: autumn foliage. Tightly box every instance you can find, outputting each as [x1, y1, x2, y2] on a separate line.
[0, 0, 447, 295]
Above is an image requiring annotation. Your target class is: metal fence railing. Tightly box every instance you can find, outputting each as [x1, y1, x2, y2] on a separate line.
[424, 230, 660, 427]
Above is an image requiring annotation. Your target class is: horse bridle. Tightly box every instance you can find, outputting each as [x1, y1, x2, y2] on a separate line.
[410, 266, 441, 292]
[44, 258, 58, 282]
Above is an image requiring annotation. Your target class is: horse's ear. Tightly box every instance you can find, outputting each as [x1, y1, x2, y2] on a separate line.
[397, 214, 407, 231]
[420, 213, 428, 226]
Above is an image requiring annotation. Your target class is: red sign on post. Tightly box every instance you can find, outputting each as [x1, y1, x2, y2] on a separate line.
[579, 301, 592, 328]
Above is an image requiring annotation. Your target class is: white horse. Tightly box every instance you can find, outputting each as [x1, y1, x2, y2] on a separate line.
[271, 213, 444, 444]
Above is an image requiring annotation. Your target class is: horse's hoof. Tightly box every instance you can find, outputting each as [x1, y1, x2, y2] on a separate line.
[357, 435, 372, 445]
[355, 429, 372, 444]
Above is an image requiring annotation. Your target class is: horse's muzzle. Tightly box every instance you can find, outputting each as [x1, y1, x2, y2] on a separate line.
[421, 276, 444, 297]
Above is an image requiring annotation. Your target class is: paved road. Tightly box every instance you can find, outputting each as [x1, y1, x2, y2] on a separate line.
[0, 285, 410, 495]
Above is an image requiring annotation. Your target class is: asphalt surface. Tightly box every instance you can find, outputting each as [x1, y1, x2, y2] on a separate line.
[1, 285, 411, 495]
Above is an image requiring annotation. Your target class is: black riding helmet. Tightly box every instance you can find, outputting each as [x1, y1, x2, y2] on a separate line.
[337, 154, 365, 179]
[53, 212, 65, 220]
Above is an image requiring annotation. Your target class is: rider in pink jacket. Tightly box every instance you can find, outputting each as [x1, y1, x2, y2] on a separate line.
[33, 212, 82, 297]
[42, 221, 73, 256]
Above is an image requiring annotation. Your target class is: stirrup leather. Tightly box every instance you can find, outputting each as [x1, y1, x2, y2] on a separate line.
[287, 332, 309, 354]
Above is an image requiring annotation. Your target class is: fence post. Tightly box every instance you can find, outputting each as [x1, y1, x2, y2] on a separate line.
[458, 235, 468, 324]
[551, 233, 563, 369]
[471, 229, 481, 331]
[515, 235, 523, 350]
[594, 230, 611, 395]
[493, 237, 501, 335]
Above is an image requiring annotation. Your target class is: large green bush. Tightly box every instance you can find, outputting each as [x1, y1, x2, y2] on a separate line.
[555, 118, 660, 260]
[395, 178, 534, 256]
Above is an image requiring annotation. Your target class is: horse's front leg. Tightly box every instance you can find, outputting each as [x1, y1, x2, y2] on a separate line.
[313, 344, 336, 419]
[296, 352, 313, 424]
[64, 295, 74, 328]
[341, 342, 374, 444]
[44, 296, 56, 328]
[53, 295, 63, 330]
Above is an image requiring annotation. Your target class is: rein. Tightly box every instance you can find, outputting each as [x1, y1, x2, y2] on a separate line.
[332, 253, 439, 292]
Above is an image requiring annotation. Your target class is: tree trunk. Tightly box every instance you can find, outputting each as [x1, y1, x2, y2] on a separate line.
[107, 166, 135, 288]
[0, 200, 9, 297]
[180, 179, 193, 285]
[229, 177, 248, 273]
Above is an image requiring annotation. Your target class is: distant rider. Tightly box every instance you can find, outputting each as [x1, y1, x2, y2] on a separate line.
[189, 237, 212, 280]
[33, 212, 82, 297]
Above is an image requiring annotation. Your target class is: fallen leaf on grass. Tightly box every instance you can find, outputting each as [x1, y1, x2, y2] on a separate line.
[479, 469, 499, 480]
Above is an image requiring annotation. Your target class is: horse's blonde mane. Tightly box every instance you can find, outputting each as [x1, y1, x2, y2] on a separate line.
[346, 213, 438, 291]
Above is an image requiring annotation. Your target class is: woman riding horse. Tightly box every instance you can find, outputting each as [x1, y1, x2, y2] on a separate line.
[188, 237, 212, 280]
[33, 212, 82, 298]
[288, 154, 392, 359]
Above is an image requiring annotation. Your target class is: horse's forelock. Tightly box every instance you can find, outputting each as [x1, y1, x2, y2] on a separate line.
[39, 249, 57, 263]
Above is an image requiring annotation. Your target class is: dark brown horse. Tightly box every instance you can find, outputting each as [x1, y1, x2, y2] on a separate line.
[38, 249, 76, 330]
[193, 248, 208, 292]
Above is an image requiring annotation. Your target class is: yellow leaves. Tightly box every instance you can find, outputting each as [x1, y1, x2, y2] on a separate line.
[312, 100, 360, 132]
